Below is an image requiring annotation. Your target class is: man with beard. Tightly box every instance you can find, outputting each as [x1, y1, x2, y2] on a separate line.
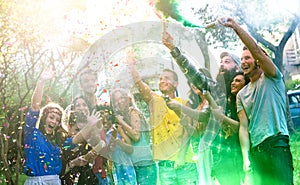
[162, 31, 244, 185]
[218, 17, 293, 185]
[209, 52, 245, 185]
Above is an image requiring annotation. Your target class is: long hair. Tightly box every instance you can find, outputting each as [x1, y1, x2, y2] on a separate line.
[227, 72, 250, 120]
[111, 88, 150, 133]
[36, 102, 67, 146]
[110, 88, 136, 113]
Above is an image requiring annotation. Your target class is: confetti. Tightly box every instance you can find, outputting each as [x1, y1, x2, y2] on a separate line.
[44, 163, 47, 171]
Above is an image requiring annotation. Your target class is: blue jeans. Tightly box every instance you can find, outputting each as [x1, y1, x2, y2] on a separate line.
[251, 135, 294, 185]
[158, 161, 198, 185]
[134, 163, 157, 185]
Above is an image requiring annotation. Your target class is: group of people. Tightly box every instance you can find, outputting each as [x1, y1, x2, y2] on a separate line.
[23, 17, 293, 185]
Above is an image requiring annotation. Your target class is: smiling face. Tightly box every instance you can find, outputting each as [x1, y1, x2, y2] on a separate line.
[158, 70, 178, 95]
[231, 74, 247, 95]
[219, 55, 238, 75]
[74, 97, 90, 116]
[79, 70, 98, 95]
[112, 90, 130, 113]
[44, 109, 62, 134]
[241, 49, 259, 77]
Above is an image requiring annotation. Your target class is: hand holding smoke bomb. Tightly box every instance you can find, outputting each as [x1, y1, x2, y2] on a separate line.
[162, 31, 214, 91]
[205, 17, 229, 29]
[205, 21, 217, 29]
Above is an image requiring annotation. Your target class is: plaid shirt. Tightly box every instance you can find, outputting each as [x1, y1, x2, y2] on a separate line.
[199, 87, 227, 153]
[170, 47, 236, 154]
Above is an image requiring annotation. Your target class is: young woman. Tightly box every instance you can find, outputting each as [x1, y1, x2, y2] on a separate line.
[111, 88, 157, 185]
[24, 69, 66, 184]
[62, 96, 107, 185]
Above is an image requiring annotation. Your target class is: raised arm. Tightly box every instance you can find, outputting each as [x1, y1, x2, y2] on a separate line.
[115, 110, 141, 142]
[218, 17, 276, 77]
[162, 31, 212, 91]
[126, 48, 153, 104]
[167, 100, 209, 122]
[211, 108, 239, 129]
[31, 68, 55, 111]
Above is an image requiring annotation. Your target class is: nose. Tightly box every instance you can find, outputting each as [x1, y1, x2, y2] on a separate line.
[231, 79, 237, 86]
[220, 61, 224, 67]
[241, 57, 246, 64]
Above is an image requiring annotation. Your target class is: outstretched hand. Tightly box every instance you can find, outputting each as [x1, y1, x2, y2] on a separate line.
[40, 68, 55, 82]
[70, 156, 89, 168]
[190, 84, 202, 95]
[88, 109, 102, 129]
[162, 31, 175, 50]
[217, 17, 236, 28]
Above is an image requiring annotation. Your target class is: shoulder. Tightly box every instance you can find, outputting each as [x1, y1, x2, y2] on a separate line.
[174, 97, 187, 104]
[27, 108, 40, 116]
[237, 83, 250, 97]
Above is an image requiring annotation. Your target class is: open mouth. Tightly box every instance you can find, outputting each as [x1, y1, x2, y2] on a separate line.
[242, 65, 249, 70]
[219, 68, 225, 73]
[48, 124, 55, 130]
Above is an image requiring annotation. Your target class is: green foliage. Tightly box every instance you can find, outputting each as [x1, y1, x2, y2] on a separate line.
[290, 132, 300, 184]
[0, 0, 87, 183]
[286, 79, 300, 90]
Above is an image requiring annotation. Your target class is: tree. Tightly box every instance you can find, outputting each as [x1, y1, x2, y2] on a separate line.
[194, 0, 300, 72]
[0, 1, 88, 184]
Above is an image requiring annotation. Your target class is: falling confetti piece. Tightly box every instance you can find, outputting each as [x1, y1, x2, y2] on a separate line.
[44, 163, 47, 171]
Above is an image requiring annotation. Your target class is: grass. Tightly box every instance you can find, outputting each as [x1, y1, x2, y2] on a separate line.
[290, 131, 300, 184]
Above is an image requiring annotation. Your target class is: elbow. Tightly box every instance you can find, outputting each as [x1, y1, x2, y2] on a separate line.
[31, 103, 41, 112]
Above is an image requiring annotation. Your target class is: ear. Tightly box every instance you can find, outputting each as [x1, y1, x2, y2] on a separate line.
[173, 81, 179, 88]
[235, 65, 241, 72]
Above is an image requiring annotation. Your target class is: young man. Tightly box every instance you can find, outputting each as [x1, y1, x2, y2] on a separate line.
[162, 30, 244, 185]
[219, 17, 293, 185]
[126, 49, 198, 185]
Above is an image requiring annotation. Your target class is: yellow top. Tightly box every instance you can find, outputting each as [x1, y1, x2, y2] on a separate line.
[149, 95, 195, 163]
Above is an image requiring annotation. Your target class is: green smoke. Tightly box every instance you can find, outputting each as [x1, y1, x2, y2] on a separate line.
[155, 0, 204, 28]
